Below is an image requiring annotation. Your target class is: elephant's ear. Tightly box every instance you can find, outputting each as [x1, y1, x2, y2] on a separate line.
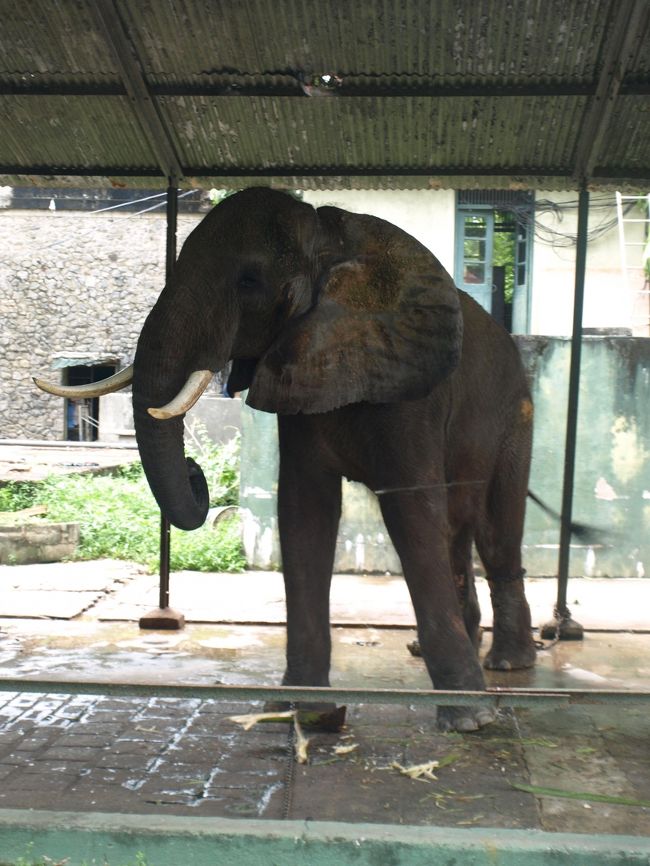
[246, 207, 463, 415]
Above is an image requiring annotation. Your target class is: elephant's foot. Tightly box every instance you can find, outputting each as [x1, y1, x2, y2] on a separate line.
[483, 636, 537, 670]
[485, 578, 536, 670]
[437, 704, 496, 733]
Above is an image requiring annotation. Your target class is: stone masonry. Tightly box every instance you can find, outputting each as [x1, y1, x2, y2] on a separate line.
[0, 209, 202, 439]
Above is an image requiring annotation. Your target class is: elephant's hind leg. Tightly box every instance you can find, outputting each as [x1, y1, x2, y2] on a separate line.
[475, 428, 536, 671]
[449, 524, 481, 650]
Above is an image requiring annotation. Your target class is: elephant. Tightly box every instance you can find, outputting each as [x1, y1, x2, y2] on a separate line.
[35, 187, 537, 732]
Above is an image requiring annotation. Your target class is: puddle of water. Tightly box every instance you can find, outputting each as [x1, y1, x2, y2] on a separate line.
[0, 621, 649, 691]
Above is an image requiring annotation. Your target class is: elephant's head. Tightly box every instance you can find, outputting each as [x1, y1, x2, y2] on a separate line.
[35, 188, 462, 531]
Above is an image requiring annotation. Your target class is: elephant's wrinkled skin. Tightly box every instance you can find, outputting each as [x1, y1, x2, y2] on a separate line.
[133, 188, 536, 732]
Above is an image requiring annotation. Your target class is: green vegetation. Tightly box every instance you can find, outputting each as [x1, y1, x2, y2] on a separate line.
[0, 429, 245, 573]
[493, 210, 517, 304]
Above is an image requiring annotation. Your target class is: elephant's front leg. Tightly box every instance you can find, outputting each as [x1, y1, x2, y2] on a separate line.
[379, 492, 495, 732]
[277, 441, 342, 688]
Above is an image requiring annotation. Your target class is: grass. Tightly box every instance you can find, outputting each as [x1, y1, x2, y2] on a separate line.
[0, 428, 246, 573]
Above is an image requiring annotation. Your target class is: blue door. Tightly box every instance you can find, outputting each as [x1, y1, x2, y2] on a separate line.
[454, 211, 495, 314]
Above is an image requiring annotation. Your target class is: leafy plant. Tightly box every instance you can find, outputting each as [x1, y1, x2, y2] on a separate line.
[184, 424, 240, 507]
[0, 481, 39, 512]
[0, 430, 245, 573]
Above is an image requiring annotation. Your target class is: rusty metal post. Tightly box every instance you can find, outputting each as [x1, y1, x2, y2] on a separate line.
[139, 179, 185, 630]
[541, 189, 589, 640]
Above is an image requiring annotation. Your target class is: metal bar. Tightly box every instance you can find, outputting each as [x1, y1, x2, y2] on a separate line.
[157, 179, 178, 612]
[165, 178, 178, 281]
[572, 0, 650, 184]
[616, 191, 629, 297]
[0, 678, 648, 707]
[0, 163, 564, 178]
[3, 81, 649, 98]
[89, 0, 183, 180]
[556, 189, 590, 617]
[3, 165, 650, 185]
[158, 515, 171, 610]
[151, 81, 649, 98]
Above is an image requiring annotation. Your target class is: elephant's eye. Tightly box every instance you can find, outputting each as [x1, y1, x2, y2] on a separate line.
[238, 272, 264, 291]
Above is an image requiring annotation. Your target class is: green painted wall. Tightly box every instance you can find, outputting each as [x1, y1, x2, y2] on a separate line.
[240, 337, 650, 579]
[520, 336, 650, 578]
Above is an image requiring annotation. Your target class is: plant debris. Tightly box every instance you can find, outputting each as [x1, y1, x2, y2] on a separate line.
[512, 782, 650, 808]
[392, 759, 440, 781]
[334, 743, 359, 756]
[229, 709, 312, 764]
[229, 710, 296, 730]
[293, 715, 310, 764]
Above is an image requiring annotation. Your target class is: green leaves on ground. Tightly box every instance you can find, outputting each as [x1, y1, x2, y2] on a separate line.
[511, 782, 650, 808]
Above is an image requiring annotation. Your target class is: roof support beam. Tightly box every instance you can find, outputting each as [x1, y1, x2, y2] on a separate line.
[3, 82, 648, 99]
[1, 165, 648, 187]
[573, 0, 650, 186]
[90, 0, 182, 180]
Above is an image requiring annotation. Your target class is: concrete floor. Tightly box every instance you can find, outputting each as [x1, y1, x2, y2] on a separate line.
[0, 441, 139, 483]
[0, 561, 648, 840]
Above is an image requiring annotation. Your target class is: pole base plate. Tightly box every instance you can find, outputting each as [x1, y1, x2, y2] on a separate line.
[540, 615, 584, 641]
[139, 607, 185, 630]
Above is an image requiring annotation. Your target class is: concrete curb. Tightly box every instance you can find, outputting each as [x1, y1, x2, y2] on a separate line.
[0, 808, 649, 866]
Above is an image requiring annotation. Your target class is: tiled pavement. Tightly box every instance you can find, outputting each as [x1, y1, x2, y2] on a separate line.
[0, 562, 648, 836]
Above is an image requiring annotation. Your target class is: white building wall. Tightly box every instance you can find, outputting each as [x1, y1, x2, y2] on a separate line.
[302, 189, 457, 275]
[530, 191, 647, 336]
[305, 189, 647, 339]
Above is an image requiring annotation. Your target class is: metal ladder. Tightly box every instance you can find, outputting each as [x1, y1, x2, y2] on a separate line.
[615, 191, 650, 335]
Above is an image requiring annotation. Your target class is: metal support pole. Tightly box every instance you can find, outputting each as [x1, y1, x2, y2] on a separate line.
[541, 189, 589, 641]
[158, 513, 171, 611]
[158, 178, 177, 609]
[139, 179, 185, 630]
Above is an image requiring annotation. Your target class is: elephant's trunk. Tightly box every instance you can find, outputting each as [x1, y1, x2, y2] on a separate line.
[132, 406, 210, 531]
[132, 271, 238, 531]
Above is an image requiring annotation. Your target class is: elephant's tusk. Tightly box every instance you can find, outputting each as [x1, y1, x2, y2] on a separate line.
[33, 364, 134, 398]
[148, 370, 213, 420]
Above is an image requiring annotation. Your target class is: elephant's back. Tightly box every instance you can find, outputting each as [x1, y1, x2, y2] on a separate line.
[457, 290, 530, 402]
[446, 291, 532, 464]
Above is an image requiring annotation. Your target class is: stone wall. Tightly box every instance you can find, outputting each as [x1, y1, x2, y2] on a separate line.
[0, 520, 79, 565]
[0, 209, 201, 439]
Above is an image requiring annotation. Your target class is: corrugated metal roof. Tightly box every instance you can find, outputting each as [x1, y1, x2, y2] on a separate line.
[0, 0, 648, 190]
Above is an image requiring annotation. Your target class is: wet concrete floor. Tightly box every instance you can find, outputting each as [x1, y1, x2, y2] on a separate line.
[0, 562, 648, 837]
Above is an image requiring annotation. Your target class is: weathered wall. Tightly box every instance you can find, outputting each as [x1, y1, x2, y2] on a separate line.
[520, 335, 650, 578]
[98, 393, 241, 446]
[240, 336, 650, 578]
[0, 210, 200, 439]
[0, 520, 79, 565]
